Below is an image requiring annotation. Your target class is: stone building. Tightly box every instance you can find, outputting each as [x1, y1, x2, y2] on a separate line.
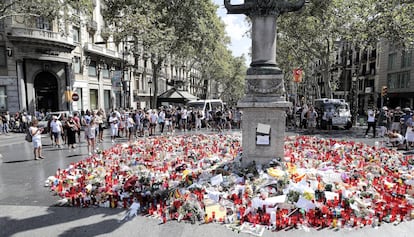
[0, 1, 206, 116]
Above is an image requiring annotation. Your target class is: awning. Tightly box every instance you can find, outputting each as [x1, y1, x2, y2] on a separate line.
[157, 88, 198, 106]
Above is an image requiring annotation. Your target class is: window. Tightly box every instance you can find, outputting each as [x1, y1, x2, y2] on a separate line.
[0, 47, 6, 66]
[401, 50, 412, 68]
[36, 17, 51, 30]
[387, 71, 410, 89]
[72, 26, 80, 43]
[88, 61, 97, 77]
[388, 53, 397, 70]
[102, 68, 109, 78]
[0, 86, 7, 111]
[72, 57, 81, 74]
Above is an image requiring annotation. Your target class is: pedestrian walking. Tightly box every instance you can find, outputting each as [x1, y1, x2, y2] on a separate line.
[50, 116, 63, 148]
[29, 119, 45, 160]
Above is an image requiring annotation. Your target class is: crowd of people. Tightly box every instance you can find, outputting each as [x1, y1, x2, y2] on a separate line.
[11, 105, 243, 160]
[363, 106, 414, 149]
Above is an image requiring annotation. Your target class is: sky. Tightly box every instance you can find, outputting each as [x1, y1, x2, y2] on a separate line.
[214, 0, 251, 61]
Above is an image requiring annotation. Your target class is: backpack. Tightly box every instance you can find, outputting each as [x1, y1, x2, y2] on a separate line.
[25, 128, 32, 142]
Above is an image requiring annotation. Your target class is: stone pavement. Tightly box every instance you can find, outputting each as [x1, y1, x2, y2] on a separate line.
[1, 128, 414, 237]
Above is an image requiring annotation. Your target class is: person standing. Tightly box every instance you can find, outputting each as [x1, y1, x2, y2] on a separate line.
[73, 111, 81, 143]
[165, 108, 173, 135]
[50, 116, 63, 148]
[377, 107, 390, 137]
[195, 110, 202, 131]
[3, 111, 10, 134]
[180, 107, 188, 131]
[95, 111, 105, 143]
[65, 115, 78, 149]
[404, 114, 414, 149]
[158, 108, 166, 135]
[126, 115, 135, 142]
[233, 108, 242, 129]
[306, 106, 318, 134]
[390, 106, 404, 133]
[149, 110, 158, 136]
[365, 108, 377, 138]
[109, 112, 119, 143]
[85, 117, 97, 155]
[29, 120, 45, 160]
[324, 108, 334, 132]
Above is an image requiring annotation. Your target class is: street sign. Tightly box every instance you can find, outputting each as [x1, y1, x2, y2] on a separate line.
[72, 93, 79, 101]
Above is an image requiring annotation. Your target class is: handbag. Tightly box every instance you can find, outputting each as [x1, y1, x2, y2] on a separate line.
[25, 131, 32, 142]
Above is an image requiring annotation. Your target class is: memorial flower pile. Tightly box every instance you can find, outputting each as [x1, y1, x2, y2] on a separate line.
[45, 134, 414, 233]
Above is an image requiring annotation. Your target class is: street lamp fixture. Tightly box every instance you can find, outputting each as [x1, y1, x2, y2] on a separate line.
[148, 78, 153, 109]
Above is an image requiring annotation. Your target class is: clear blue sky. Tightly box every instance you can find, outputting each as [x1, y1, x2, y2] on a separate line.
[214, 0, 250, 61]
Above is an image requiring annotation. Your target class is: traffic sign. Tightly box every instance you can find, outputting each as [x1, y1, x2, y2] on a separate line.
[72, 93, 79, 101]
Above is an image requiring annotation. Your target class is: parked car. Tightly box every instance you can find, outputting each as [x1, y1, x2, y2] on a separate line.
[38, 111, 70, 133]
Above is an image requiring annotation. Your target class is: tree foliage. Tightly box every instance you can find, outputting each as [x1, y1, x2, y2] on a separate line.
[276, 0, 414, 99]
[0, 0, 92, 21]
[102, 0, 244, 106]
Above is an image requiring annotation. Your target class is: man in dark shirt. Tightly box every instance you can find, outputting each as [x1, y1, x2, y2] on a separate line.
[391, 106, 404, 133]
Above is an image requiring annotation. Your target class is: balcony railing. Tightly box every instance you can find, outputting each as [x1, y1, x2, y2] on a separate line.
[8, 26, 74, 45]
[83, 42, 120, 59]
[133, 89, 150, 96]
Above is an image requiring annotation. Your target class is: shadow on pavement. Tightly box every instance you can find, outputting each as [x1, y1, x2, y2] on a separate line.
[0, 206, 125, 237]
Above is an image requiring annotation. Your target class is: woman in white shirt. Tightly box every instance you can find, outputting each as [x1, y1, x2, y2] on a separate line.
[30, 120, 45, 160]
[84, 117, 97, 155]
[109, 112, 119, 143]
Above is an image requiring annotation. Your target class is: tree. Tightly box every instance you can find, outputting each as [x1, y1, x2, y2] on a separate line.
[102, 0, 230, 108]
[0, 0, 92, 21]
[276, 0, 414, 99]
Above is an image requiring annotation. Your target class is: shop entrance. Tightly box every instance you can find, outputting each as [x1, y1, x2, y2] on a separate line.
[34, 72, 59, 112]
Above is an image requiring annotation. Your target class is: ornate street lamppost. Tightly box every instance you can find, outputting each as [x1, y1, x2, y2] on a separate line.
[351, 73, 358, 125]
[148, 78, 152, 109]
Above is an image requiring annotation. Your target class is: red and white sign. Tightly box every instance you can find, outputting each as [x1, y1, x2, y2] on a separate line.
[72, 93, 79, 101]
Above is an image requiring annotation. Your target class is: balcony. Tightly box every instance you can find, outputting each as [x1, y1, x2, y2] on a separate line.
[133, 89, 150, 101]
[7, 27, 76, 52]
[83, 42, 121, 59]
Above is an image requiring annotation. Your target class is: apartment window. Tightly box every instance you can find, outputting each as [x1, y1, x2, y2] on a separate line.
[102, 68, 109, 78]
[88, 61, 97, 77]
[72, 57, 81, 74]
[0, 86, 7, 111]
[387, 71, 410, 89]
[401, 50, 412, 68]
[72, 27, 80, 43]
[388, 53, 397, 70]
[36, 17, 51, 30]
[0, 47, 6, 66]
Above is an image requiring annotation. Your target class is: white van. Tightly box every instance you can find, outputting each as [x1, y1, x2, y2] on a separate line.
[314, 98, 352, 129]
[186, 99, 225, 120]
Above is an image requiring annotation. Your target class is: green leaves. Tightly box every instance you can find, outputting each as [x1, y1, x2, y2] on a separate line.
[276, 0, 414, 98]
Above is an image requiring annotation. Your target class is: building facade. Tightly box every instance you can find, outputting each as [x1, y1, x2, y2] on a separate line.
[0, 0, 208, 116]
